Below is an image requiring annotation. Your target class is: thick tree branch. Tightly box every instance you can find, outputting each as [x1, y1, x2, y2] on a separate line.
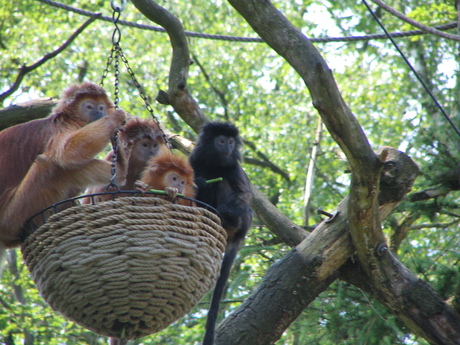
[0, 15, 100, 105]
[130, 0, 208, 132]
[0, 98, 56, 131]
[218, 148, 421, 344]
[228, 0, 375, 173]
[224, 1, 460, 344]
[226, 1, 385, 272]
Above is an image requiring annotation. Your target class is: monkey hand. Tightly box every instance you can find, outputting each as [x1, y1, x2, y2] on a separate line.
[107, 109, 127, 137]
[135, 180, 149, 193]
[194, 177, 208, 190]
[165, 187, 179, 202]
[108, 108, 127, 124]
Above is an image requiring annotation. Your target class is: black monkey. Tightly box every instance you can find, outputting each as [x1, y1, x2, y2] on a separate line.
[189, 122, 253, 345]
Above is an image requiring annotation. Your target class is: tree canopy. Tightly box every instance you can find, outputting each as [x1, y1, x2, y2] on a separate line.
[1, 0, 460, 344]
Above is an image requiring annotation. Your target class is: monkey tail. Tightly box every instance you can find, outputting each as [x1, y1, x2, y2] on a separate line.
[203, 244, 239, 345]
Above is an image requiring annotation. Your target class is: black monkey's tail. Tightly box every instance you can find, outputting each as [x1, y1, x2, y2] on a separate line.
[203, 242, 240, 345]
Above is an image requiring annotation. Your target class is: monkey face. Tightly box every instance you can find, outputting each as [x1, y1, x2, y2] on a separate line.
[214, 135, 235, 157]
[131, 137, 161, 164]
[79, 98, 109, 122]
[164, 171, 186, 194]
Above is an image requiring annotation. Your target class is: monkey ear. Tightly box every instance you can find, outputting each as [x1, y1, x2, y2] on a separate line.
[149, 164, 159, 173]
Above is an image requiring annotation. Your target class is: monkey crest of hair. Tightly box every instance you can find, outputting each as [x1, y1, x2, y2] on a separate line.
[196, 121, 242, 165]
[121, 118, 162, 142]
[148, 148, 194, 177]
[53, 82, 114, 116]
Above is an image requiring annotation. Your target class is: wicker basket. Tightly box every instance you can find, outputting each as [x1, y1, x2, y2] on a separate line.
[21, 196, 227, 339]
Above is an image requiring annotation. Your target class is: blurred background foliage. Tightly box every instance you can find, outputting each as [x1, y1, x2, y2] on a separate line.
[1, 0, 460, 344]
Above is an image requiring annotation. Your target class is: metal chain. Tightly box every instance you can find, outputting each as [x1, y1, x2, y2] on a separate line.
[101, 7, 124, 190]
[100, 45, 115, 87]
[101, 0, 172, 190]
[108, 133, 120, 189]
[117, 45, 171, 147]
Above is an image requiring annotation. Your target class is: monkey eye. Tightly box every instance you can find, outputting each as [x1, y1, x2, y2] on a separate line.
[229, 138, 235, 145]
[219, 137, 226, 144]
[172, 176, 177, 181]
[142, 142, 148, 148]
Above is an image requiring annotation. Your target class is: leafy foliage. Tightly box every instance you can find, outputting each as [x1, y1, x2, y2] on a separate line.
[1, 0, 459, 343]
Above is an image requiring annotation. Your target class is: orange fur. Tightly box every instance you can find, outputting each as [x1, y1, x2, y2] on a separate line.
[82, 117, 167, 204]
[140, 148, 196, 206]
[0, 82, 128, 247]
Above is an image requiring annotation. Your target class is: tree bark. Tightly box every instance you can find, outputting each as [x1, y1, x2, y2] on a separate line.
[218, 147, 424, 344]
[130, 0, 208, 133]
[0, 98, 56, 131]
[222, 1, 460, 344]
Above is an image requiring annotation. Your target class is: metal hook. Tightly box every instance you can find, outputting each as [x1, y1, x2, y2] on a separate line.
[317, 207, 339, 223]
[110, 0, 127, 12]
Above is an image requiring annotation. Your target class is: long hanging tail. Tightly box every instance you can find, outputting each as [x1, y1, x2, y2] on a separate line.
[203, 243, 239, 345]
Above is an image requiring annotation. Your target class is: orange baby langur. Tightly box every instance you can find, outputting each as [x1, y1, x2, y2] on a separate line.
[137, 148, 196, 205]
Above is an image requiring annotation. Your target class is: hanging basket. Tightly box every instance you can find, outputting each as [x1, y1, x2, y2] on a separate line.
[21, 194, 227, 339]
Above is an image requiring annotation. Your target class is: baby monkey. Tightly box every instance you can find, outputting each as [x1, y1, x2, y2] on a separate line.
[136, 147, 196, 205]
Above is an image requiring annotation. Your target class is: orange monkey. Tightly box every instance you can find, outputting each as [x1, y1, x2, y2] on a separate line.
[136, 147, 196, 205]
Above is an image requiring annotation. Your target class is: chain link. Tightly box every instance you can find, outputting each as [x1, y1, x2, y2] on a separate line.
[100, 3, 172, 190]
[117, 45, 170, 147]
[108, 133, 120, 190]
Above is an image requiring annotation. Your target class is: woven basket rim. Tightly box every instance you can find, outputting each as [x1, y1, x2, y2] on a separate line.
[24, 191, 221, 237]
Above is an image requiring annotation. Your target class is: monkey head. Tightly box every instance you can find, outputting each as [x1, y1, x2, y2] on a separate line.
[52, 82, 114, 123]
[141, 148, 195, 195]
[195, 121, 243, 167]
[120, 118, 166, 166]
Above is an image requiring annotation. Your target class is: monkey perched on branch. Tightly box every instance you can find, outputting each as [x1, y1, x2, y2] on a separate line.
[188, 121, 253, 345]
[0, 82, 128, 250]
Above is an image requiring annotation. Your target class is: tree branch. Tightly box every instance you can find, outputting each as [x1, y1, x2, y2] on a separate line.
[192, 53, 230, 121]
[223, 1, 460, 344]
[0, 14, 100, 105]
[371, 0, 460, 42]
[130, 0, 208, 132]
[244, 140, 291, 184]
[0, 98, 57, 131]
[303, 118, 323, 225]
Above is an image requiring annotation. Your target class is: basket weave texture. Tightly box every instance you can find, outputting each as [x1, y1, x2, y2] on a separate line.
[21, 196, 227, 339]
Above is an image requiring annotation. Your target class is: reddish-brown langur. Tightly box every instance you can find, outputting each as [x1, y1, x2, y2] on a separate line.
[82, 117, 167, 203]
[136, 147, 196, 206]
[0, 82, 128, 252]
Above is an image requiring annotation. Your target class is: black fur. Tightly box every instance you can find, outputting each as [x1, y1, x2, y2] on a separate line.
[189, 122, 253, 345]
